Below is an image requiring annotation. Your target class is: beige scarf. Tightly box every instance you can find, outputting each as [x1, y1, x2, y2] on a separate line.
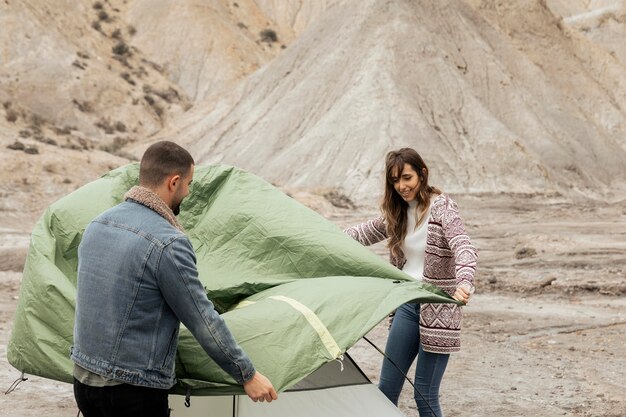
[124, 186, 184, 232]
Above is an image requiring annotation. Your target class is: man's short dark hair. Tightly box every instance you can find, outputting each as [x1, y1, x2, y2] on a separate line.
[139, 141, 195, 187]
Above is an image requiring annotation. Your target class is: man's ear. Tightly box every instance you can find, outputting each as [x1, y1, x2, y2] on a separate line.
[167, 174, 181, 191]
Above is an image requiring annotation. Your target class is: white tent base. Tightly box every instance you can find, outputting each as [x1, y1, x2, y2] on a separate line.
[169, 384, 406, 417]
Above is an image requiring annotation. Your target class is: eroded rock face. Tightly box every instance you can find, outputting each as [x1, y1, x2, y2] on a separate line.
[0, 0, 327, 147]
[547, 0, 626, 65]
[126, 0, 339, 101]
[170, 0, 626, 203]
[1, 0, 625, 227]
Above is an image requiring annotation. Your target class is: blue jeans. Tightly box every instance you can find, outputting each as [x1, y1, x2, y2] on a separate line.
[378, 303, 450, 417]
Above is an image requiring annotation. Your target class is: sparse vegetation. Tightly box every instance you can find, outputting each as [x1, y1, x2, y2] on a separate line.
[143, 85, 180, 103]
[515, 246, 537, 259]
[53, 126, 73, 135]
[113, 55, 132, 68]
[99, 136, 138, 160]
[93, 1, 103, 10]
[323, 190, 356, 209]
[259, 28, 278, 43]
[143, 95, 155, 106]
[6, 109, 18, 123]
[43, 163, 58, 174]
[111, 28, 122, 39]
[120, 72, 136, 85]
[76, 137, 92, 150]
[61, 142, 83, 151]
[143, 95, 164, 117]
[95, 120, 127, 136]
[29, 114, 45, 132]
[72, 99, 93, 113]
[98, 10, 109, 22]
[34, 136, 58, 146]
[91, 21, 101, 31]
[72, 60, 86, 70]
[127, 25, 137, 36]
[99, 136, 127, 153]
[95, 118, 116, 134]
[7, 140, 38, 154]
[237, 22, 248, 30]
[114, 121, 126, 132]
[132, 66, 148, 78]
[112, 41, 130, 56]
[141, 58, 164, 73]
[24, 146, 39, 154]
[7, 141, 25, 151]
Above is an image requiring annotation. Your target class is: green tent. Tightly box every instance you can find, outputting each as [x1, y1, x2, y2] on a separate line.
[8, 163, 456, 398]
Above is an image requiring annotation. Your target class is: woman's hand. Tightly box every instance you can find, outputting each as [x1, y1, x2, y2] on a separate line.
[452, 285, 473, 305]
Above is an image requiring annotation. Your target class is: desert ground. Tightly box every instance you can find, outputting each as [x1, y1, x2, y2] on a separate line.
[1, 192, 624, 417]
[1, 0, 625, 415]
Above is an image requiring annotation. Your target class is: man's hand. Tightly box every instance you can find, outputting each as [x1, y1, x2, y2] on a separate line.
[243, 371, 278, 403]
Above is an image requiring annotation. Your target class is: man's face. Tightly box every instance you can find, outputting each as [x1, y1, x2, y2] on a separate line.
[172, 165, 194, 215]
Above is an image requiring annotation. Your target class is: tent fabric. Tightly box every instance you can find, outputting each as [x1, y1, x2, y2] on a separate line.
[286, 352, 368, 391]
[8, 163, 457, 395]
[169, 354, 394, 417]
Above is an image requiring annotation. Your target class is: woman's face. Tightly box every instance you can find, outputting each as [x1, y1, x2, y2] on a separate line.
[391, 163, 421, 202]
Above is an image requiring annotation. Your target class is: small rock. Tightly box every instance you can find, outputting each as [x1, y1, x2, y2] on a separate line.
[515, 246, 537, 259]
[538, 276, 557, 287]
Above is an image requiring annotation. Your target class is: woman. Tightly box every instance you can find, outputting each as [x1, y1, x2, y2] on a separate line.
[344, 148, 477, 416]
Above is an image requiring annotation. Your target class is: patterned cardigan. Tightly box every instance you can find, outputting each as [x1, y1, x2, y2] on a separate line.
[344, 194, 477, 354]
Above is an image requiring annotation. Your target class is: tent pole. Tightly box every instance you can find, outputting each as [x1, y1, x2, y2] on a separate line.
[362, 336, 437, 416]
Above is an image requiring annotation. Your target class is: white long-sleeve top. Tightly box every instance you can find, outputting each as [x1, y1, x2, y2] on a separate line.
[401, 199, 431, 280]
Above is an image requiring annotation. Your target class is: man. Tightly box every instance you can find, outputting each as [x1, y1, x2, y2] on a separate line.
[71, 141, 277, 416]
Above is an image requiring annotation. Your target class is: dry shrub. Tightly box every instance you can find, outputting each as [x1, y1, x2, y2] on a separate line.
[323, 190, 356, 209]
[6, 109, 18, 122]
[112, 42, 130, 56]
[260, 28, 278, 43]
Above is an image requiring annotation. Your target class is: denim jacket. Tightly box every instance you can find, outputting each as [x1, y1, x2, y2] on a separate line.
[71, 200, 255, 389]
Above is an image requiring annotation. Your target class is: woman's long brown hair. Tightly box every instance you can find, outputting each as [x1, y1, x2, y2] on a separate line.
[381, 148, 441, 260]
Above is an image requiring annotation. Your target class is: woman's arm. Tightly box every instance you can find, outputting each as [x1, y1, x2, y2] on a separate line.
[343, 216, 387, 246]
[441, 197, 478, 302]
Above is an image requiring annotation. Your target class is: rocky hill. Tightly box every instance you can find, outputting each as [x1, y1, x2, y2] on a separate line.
[1, 0, 625, 229]
[163, 0, 626, 203]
